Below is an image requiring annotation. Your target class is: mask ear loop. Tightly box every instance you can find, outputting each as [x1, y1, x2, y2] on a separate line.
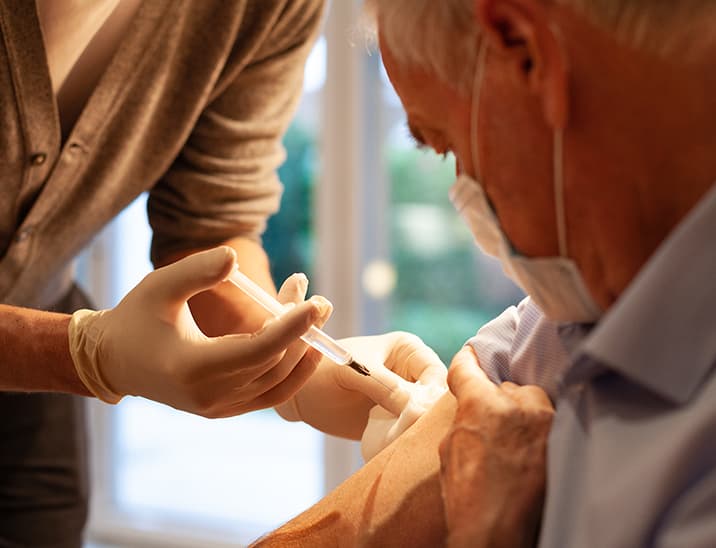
[470, 39, 489, 181]
[551, 23, 570, 258]
[554, 128, 568, 257]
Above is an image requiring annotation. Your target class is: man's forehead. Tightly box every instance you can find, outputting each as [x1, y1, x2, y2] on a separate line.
[381, 48, 438, 108]
[383, 60, 467, 134]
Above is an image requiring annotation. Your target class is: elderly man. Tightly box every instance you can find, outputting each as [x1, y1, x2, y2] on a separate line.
[254, 0, 716, 546]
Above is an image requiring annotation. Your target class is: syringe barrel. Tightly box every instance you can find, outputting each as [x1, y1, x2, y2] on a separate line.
[227, 268, 352, 366]
[300, 325, 351, 366]
[228, 269, 285, 316]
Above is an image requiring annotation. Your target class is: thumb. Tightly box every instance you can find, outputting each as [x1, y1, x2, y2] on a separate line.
[447, 345, 494, 401]
[338, 363, 414, 418]
[149, 246, 237, 307]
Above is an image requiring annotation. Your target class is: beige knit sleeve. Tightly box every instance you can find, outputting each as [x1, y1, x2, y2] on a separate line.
[147, 0, 326, 266]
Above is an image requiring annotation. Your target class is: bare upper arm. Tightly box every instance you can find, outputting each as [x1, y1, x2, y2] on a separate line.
[252, 391, 457, 547]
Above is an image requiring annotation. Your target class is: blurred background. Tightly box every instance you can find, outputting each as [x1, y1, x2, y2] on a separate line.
[81, 2, 522, 546]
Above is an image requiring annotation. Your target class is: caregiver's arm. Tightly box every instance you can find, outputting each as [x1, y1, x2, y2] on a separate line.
[0, 305, 90, 395]
[252, 392, 457, 548]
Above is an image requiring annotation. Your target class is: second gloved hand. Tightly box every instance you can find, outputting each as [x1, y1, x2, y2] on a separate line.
[68, 246, 331, 417]
[276, 330, 448, 444]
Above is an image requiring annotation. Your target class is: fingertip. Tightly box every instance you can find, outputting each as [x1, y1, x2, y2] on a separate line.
[447, 346, 485, 396]
[292, 272, 309, 296]
[308, 295, 333, 324]
[449, 345, 477, 370]
[248, 299, 322, 358]
[215, 246, 237, 279]
[224, 245, 238, 263]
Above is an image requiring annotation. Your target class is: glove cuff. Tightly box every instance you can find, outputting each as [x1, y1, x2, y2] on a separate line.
[68, 309, 123, 404]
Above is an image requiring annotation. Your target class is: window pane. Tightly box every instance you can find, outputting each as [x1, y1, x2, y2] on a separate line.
[263, 35, 325, 285]
[114, 401, 323, 542]
[263, 122, 316, 284]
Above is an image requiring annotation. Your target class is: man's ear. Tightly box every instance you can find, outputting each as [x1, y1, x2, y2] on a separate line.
[474, 0, 570, 129]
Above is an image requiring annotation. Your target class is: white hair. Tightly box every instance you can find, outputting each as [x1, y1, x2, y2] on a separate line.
[363, 0, 716, 93]
[362, 0, 479, 95]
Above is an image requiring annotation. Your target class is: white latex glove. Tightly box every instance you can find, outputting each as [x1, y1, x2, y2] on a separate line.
[276, 330, 448, 445]
[68, 246, 331, 418]
[360, 378, 447, 461]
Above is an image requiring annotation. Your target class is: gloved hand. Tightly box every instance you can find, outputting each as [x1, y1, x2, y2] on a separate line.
[359, 373, 447, 461]
[275, 329, 448, 444]
[68, 246, 331, 418]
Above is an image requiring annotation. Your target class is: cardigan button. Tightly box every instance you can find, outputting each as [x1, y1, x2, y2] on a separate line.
[30, 152, 47, 166]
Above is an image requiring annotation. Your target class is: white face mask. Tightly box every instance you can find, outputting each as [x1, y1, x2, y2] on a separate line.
[449, 42, 602, 323]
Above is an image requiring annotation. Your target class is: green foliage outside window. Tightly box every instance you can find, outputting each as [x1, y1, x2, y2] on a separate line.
[386, 146, 518, 362]
[264, 123, 316, 284]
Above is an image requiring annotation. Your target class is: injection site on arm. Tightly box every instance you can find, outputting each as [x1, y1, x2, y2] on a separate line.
[230, 266, 446, 453]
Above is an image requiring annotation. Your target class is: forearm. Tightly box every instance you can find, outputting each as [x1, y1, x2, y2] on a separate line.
[254, 393, 458, 547]
[0, 304, 91, 396]
[156, 236, 276, 335]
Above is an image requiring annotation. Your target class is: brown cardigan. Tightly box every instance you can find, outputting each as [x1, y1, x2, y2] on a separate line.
[0, 0, 324, 308]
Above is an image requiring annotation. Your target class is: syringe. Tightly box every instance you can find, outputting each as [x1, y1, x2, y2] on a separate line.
[227, 268, 371, 377]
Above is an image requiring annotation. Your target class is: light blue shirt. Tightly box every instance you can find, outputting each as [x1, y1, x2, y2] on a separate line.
[468, 183, 716, 547]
